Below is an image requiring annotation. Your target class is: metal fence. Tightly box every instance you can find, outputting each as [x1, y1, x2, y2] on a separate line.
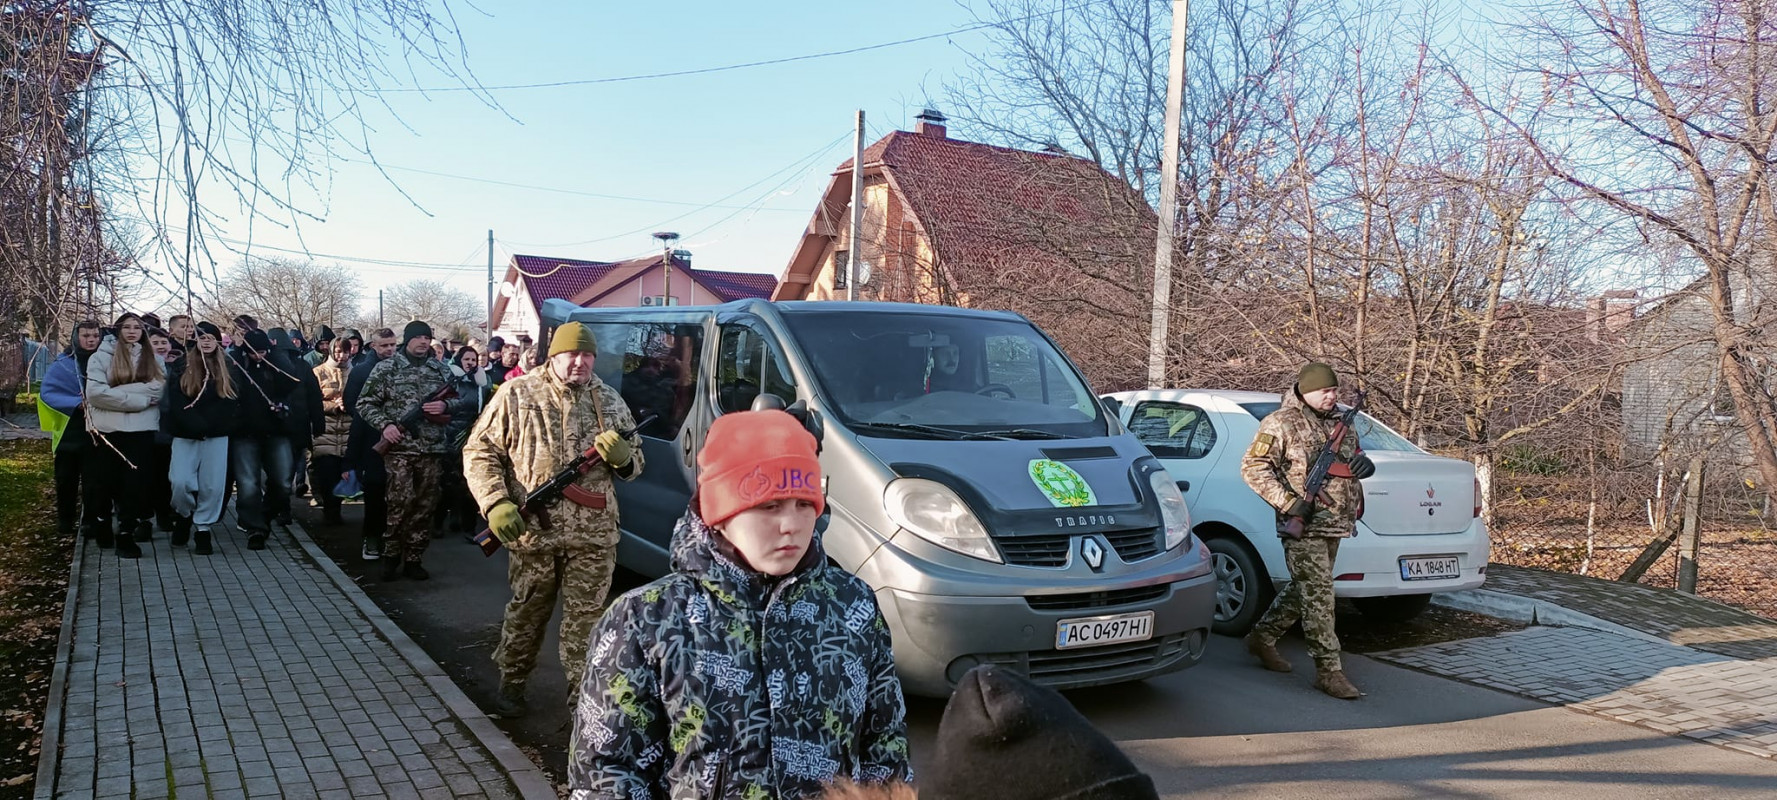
[1491, 467, 1777, 620]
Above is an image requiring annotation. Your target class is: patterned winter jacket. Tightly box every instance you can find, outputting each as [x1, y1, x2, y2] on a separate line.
[1239, 383, 1365, 538]
[355, 352, 458, 456]
[568, 510, 913, 800]
[462, 368, 642, 553]
[311, 358, 353, 458]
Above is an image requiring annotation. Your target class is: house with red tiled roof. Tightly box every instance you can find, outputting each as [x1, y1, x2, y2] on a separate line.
[772, 110, 1158, 388]
[490, 252, 777, 340]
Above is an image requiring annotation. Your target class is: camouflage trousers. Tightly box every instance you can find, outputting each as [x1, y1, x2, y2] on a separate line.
[1251, 536, 1343, 672]
[383, 453, 443, 563]
[493, 545, 617, 691]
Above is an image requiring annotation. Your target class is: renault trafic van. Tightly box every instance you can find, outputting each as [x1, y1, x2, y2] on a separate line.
[538, 297, 1216, 697]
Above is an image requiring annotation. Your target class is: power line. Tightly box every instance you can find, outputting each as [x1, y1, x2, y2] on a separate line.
[365, 2, 1103, 94]
[343, 158, 807, 211]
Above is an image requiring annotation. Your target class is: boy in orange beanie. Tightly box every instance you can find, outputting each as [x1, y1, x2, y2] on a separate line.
[568, 409, 913, 799]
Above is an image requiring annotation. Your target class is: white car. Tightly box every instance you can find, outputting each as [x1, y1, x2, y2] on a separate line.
[1102, 389, 1490, 635]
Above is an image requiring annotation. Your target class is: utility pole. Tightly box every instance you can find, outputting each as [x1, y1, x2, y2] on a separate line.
[486, 229, 495, 343]
[652, 231, 681, 305]
[378, 289, 384, 327]
[1147, 0, 1189, 387]
[848, 109, 865, 302]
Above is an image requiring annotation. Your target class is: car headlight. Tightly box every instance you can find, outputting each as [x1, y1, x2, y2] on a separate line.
[883, 478, 1001, 563]
[1149, 470, 1191, 550]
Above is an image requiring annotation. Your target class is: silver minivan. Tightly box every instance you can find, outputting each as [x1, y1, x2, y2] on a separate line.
[539, 297, 1216, 697]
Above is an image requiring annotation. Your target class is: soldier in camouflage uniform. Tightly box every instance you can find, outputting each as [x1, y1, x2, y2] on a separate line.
[355, 321, 461, 581]
[463, 322, 642, 718]
[1239, 362, 1375, 700]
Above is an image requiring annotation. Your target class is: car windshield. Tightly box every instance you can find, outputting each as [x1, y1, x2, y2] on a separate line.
[1236, 402, 1422, 453]
[778, 309, 1105, 438]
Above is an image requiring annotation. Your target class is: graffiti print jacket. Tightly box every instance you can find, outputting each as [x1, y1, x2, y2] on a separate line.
[568, 510, 913, 800]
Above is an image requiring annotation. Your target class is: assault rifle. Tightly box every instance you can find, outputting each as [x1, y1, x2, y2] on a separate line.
[474, 414, 656, 556]
[1280, 390, 1364, 540]
[373, 382, 458, 455]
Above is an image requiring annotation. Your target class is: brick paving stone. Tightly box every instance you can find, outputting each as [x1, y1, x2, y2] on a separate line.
[1380, 570, 1777, 761]
[38, 511, 527, 797]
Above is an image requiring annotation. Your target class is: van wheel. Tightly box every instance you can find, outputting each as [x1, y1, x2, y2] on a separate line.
[1353, 594, 1432, 623]
[1207, 537, 1273, 636]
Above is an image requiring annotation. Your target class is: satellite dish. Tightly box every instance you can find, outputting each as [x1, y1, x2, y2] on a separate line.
[498, 281, 516, 298]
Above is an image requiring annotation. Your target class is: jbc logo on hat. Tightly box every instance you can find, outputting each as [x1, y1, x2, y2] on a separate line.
[738, 466, 819, 504]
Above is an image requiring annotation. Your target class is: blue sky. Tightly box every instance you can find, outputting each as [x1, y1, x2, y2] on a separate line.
[157, 1, 1001, 316]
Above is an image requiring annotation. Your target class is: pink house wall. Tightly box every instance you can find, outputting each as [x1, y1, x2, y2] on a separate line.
[586, 267, 711, 308]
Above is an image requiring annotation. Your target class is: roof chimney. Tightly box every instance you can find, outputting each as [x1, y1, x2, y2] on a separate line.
[914, 108, 947, 139]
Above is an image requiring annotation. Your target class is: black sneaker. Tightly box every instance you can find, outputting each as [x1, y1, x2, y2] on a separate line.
[170, 517, 192, 547]
[402, 561, 429, 581]
[247, 532, 268, 550]
[115, 536, 142, 559]
[193, 528, 213, 555]
[132, 521, 153, 542]
[381, 558, 401, 582]
[89, 523, 114, 550]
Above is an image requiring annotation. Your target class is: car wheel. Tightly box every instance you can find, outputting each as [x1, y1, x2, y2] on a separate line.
[1353, 593, 1433, 623]
[1207, 537, 1273, 636]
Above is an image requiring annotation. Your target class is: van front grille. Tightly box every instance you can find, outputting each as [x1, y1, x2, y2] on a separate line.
[996, 530, 1164, 568]
[1025, 584, 1168, 611]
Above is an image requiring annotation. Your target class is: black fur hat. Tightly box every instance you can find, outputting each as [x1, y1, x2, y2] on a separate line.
[924, 666, 1158, 800]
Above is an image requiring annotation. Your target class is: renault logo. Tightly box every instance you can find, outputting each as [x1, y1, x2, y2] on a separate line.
[1081, 536, 1107, 571]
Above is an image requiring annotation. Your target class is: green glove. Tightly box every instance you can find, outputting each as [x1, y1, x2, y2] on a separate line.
[488, 500, 526, 544]
[594, 429, 633, 468]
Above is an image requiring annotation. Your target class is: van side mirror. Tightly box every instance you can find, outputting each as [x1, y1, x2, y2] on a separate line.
[1099, 396, 1122, 418]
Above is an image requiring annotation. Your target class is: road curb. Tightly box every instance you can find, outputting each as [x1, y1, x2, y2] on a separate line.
[282, 520, 558, 800]
[31, 530, 87, 800]
[1432, 587, 1672, 646]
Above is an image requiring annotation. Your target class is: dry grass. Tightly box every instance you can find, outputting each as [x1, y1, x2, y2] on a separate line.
[0, 439, 70, 798]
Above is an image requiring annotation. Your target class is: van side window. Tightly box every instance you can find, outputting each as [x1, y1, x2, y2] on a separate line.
[1127, 401, 1217, 459]
[576, 320, 703, 439]
[716, 324, 795, 413]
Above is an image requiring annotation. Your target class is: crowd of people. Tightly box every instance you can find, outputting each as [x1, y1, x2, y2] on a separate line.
[37, 313, 1173, 799]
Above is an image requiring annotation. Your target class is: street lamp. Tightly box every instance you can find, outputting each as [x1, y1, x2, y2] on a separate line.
[653, 231, 681, 306]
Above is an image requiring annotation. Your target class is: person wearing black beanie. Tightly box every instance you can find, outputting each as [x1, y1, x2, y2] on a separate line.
[401, 320, 432, 349]
[924, 666, 1159, 800]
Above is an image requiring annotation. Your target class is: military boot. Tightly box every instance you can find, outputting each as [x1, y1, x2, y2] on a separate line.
[490, 682, 528, 718]
[382, 558, 401, 581]
[1245, 632, 1292, 673]
[1314, 669, 1362, 700]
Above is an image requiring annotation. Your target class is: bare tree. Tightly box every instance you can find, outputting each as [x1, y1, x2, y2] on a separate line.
[382, 279, 481, 342]
[200, 256, 361, 335]
[1494, 0, 1777, 509]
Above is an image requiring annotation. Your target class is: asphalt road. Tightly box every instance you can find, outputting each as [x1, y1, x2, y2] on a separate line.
[295, 500, 1777, 797]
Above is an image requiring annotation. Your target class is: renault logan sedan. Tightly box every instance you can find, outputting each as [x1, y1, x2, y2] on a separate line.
[1102, 389, 1490, 635]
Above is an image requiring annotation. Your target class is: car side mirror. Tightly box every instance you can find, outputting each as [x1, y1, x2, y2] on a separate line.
[1099, 396, 1122, 418]
[751, 394, 824, 454]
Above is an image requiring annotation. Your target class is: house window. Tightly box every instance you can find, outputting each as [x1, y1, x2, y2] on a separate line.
[833, 250, 849, 290]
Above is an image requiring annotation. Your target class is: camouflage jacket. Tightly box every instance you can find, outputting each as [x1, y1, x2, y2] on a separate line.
[568, 509, 913, 800]
[354, 352, 457, 456]
[462, 368, 643, 553]
[1240, 385, 1364, 538]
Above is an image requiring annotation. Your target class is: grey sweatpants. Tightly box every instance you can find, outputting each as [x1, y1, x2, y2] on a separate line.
[171, 437, 230, 527]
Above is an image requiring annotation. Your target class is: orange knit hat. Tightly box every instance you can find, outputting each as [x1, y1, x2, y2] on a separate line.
[697, 410, 825, 528]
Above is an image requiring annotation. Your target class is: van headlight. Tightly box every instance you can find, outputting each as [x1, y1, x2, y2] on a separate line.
[883, 478, 1001, 563]
[1150, 471, 1192, 550]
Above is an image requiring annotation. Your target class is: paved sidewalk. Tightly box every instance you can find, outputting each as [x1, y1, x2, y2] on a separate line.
[35, 509, 551, 799]
[1378, 565, 1777, 760]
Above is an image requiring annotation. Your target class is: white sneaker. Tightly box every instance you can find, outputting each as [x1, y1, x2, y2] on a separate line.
[361, 541, 381, 561]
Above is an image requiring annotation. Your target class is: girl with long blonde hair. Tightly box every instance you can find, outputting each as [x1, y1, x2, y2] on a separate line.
[161, 322, 241, 555]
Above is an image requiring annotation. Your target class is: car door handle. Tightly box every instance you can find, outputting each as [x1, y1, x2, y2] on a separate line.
[1177, 480, 1191, 492]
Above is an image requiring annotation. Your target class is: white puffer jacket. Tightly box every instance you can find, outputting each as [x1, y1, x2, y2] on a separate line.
[84, 335, 165, 434]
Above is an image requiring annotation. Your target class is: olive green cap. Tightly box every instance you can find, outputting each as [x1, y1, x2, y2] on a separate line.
[1297, 362, 1338, 394]
[547, 322, 598, 358]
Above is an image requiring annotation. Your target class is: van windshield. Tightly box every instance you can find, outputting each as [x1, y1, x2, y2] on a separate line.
[778, 310, 1106, 439]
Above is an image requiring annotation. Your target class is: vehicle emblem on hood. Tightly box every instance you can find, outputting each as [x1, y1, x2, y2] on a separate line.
[1028, 459, 1098, 508]
[1081, 536, 1107, 571]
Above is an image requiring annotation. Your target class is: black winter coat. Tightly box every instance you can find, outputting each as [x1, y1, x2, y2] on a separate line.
[229, 346, 301, 438]
[344, 353, 388, 483]
[278, 346, 325, 448]
[159, 362, 242, 440]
